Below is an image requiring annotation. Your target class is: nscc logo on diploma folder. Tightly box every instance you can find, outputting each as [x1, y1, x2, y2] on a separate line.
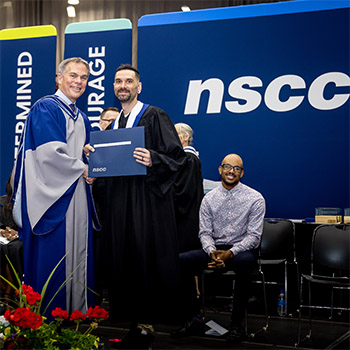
[88, 126, 146, 177]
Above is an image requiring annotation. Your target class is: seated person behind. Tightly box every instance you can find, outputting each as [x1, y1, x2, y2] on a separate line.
[0, 176, 23, 307]
[99, 107, 120, 130]
[173, 153, 265, 343]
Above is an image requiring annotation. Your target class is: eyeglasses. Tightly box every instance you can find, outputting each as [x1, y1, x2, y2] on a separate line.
[100, 119, 114, 123]
[221, 164, 243, 172]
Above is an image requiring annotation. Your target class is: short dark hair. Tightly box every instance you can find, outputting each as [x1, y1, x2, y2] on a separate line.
[115, 64, 140, 81]
[100, 107, 120, 119]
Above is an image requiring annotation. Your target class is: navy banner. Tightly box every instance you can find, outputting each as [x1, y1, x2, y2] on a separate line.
[0, 25, 57, 192]
[137, 0, 350, 219]
[64, 19, 132, 130]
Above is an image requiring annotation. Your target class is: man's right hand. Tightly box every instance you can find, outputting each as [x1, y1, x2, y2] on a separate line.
[209, 251, 225, 269]
[83, 143, 95, 157]
[83, 164, 96, 185]
[208, 250, 233, 269]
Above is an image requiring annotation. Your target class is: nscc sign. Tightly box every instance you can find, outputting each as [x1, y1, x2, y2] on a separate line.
[138, 0, 349, 219]
[184, 72, 350, 114]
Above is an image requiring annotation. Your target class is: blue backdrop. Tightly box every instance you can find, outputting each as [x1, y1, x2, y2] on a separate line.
[0, 2, 349, 220]
[0, 26, 57, 192]
[137, 0, 350, 219]
[64, 19, 132, 130]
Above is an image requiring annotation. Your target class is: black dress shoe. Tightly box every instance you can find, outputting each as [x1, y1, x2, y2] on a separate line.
[171, 317, 205, 338]
[226, 325, 243, 343]
[112, 327, 154, 349]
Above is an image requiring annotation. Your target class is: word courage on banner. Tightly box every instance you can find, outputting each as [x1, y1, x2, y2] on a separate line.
[87, 46, 106, 129]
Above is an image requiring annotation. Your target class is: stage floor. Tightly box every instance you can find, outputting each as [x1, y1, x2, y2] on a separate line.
[92, 300, 350, 350]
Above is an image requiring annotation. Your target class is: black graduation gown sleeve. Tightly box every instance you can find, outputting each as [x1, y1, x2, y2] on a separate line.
[140, 106, 187, 196]
[173, 152, 204, 252]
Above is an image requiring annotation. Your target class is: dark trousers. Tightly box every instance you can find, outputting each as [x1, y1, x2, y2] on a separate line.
[179, 245, 258, 328]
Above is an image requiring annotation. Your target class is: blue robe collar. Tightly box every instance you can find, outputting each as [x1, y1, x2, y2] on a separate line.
[184, 146, 199, 158]
[53, 90, 78, 121]
[112, 101, 149, 129]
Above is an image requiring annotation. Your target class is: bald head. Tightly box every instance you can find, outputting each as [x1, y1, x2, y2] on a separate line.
[222, 154, 243, 169]
[218, 153, 244, 190]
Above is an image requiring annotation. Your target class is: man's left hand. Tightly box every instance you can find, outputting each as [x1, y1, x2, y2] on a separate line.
[215, 250, 234, 263]
[209, 250, 234, 269]
[134, 147, 152, 167]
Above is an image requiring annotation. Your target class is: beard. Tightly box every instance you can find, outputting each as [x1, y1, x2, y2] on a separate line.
[116, 88, 136, 102]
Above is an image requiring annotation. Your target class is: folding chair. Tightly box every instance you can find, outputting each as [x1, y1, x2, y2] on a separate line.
[259, 219, 299, 315]
[296, 224, 350, 346]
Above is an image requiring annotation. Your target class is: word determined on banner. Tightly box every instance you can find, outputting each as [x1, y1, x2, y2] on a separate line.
[14, 52, 33, 159]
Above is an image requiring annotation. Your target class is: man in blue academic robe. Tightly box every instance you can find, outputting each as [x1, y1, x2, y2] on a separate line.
[12, 57, 97, 316]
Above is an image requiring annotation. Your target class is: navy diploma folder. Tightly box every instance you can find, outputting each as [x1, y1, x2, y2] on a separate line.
[88, 126, 146, 177]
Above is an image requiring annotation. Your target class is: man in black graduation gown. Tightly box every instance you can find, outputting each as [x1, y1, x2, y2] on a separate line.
[173, 123, 204, 254]
[103, 64, 186, 348]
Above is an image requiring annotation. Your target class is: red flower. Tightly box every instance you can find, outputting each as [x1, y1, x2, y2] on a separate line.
[16, 284, 41, 305]
[86, 306, 109, 321]
[16, 284, 33, 295]
[52, 307, 69, 320]
[4, 340, 16, 349]
[5, 307, 42, 330]
[26, 290, 41, 305]
[4, 309, 11, 320]
[70, 310, 86, 321]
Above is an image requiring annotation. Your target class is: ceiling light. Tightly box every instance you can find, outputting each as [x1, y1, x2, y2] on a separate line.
[181, 6, 191, 12]
[68, 0, 79, 5]
[67, 6, 76, 17]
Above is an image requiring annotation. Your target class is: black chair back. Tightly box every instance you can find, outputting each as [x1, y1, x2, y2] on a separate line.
[312, 224, 350, 273]
[261, 219, 295, 261]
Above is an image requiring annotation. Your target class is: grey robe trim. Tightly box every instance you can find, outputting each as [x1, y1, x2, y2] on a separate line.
[63, 110, 89, 312]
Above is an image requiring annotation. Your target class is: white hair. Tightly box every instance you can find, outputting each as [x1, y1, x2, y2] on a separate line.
[175, 123, 194, 145]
